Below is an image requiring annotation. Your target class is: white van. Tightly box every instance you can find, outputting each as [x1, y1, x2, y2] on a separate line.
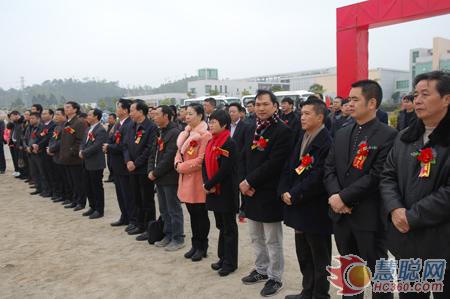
[184, 96, 228, 109]
[275, 90, 315, 110]
[241, 95, 256, 107]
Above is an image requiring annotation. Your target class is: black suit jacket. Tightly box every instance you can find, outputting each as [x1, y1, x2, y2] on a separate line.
[231, 119, 248, 159]
[60, 116, 87, 165]
[80, 123, 107, 171]
[202, 137, 239, 213]
[36, 120, 56, 153]
[278, 128, 332, 234]
[239, 120, 293, 222]
[324, 118, 397, 231]
[124, 118, 157, 175]
[108, 117, 133, 176]
[48, 124, 63, 163]
[377, 109, 388, 124]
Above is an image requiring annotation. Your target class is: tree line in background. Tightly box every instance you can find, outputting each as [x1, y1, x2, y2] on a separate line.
[0, 76, 200, 111]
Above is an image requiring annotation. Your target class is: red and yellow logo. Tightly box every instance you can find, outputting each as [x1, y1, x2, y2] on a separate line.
[327, 254, 372, 296]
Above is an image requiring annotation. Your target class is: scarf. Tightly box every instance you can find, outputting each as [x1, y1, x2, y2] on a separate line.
[205, 129, 230, 195]
[253, 113, 278, 144]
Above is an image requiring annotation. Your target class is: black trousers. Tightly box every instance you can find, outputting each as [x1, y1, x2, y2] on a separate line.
[113, 174, 133, 224]
[9, 146, 19, 172]
[186, 203, 210, 251]
[65, 165, 84, 205]
[41, 153, 56, 195]
[214, 211, 238, 270]
[334, 220, 393, 299]
[84, 169, 104, 214]
[62, 165, 73, 201]
[53, 163, 65, 197]
[295, 231, 331, 299]
[129, 174, 155, 230]
[20, 151, 30, 178]
[29, 153, 49, 192]
[0, 143, 6, 171]
[106, 154, 113, 180]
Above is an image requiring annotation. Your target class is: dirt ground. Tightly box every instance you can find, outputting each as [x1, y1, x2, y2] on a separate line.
[0, 146, 376, 299]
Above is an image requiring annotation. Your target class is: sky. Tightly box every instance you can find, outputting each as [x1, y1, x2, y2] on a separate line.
[0, 0, 449, 90]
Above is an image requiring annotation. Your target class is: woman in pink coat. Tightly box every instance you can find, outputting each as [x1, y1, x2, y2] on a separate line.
[175, 103, 212, 261]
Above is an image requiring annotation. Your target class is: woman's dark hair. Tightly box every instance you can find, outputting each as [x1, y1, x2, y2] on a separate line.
[7, 122, 14, 129]
[132, 99, 149, 116]
[256, 89, 278, 104]
[92, 108, 103, 121]
[188, 103, 205, 121]
[210, 109, 231, 129]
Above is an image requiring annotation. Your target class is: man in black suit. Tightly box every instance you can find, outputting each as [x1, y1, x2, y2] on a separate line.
[228, 103, 248, 156]
[324, 80, 396, 299]
[37, 109, 57, 198]
[78, 109, 107, 219]
[124, 100, 157, 241]
[245, 100, 256, 124]
[239, 90, 292, 297]
[279, 97, 332, 299]
[0, 118, 5, 174]
[203, 97, 216, 124]
[103, 99, 136, 230]
[105, 113, 117, 182]
[27, 112, 51, 197]
[47, 108, 67, 203]
[280, 97, 300, 140]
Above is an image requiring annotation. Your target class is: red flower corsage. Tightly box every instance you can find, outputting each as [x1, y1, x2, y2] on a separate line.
[412, 147, 436, 178]
[251, 137, 269, 151]
[352, 142, 377, 170]
[295, 154, 314, 175]
[187, 140, 198, 156]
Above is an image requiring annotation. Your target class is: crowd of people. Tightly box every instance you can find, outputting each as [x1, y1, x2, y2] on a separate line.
[0, 70, 449, 299]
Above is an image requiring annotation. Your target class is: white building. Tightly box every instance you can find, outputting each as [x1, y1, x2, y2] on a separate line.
[124, 93, 187, 107]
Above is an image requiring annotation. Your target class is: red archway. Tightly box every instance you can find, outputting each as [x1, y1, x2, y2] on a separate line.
[337, 0, 450, 97]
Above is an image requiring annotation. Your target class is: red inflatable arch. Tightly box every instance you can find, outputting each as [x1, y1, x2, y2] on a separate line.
[336, 0, 450, 97]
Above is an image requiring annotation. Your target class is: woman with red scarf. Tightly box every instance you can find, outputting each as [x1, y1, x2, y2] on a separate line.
[202, 110, 239, 277]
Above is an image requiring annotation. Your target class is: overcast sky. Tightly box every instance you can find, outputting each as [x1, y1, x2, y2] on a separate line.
[0, 0, 449, 90]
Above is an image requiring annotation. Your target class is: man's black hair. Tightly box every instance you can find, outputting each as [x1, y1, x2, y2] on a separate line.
[256, 89, 278, 104]
[351, 79, 383, 108]
[414, 70, 450, 98]
[132, 99, 149, 116]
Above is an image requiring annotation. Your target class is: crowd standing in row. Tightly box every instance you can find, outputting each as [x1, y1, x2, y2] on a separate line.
[1, 70, 449, 299]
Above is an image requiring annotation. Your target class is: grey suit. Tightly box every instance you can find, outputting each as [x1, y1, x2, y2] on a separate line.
[80, 123, 107, 171]
[80, 123, 107, 214]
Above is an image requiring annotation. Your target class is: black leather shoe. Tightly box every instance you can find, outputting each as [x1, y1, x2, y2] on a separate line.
[62, 199, 71, 205]
[111, 220, 127, 227]
[125, 224, 136, 232]
[73, 205, 84, 211]
[191, 249, 207, 262]
[30, 190, 41, 195]
[136, 232, 149, 241]
[64, 203, 77, 209]
[53, 197, 64, 203]
[127, 227, 144, 235]
[40, 192, 52, 198]
[89, 211, 103, 219]
[184, 247, 197, 259]
[211, 260, 223, 271]
[284, 292, 311, 299]
[82, 208, 95, 216]
[218, 268, 235, 277]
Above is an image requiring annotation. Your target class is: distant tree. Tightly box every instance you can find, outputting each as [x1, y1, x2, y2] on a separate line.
[241, 89, 251, 96]
[309, 83, 325, 94]
[97, 99, 107, 110]
[10, 97, 25, 110]
[271, 85, 283, 92]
